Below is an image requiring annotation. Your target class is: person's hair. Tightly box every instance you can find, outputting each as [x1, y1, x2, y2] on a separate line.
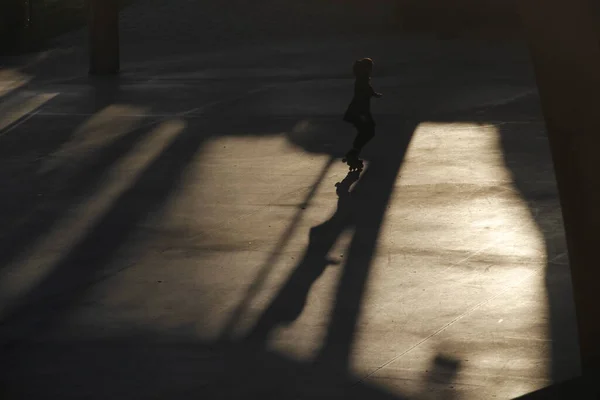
[353, 58, 374, 78]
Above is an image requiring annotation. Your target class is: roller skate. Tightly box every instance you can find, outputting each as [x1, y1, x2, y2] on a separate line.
[342, 149, 364, 172]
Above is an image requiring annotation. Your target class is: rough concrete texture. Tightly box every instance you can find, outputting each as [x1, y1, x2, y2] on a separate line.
[0, 1, 580, 399]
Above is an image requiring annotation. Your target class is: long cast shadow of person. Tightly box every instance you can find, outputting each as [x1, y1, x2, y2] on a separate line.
[245, 120, 417, 374]
[245, 170, 361, 344]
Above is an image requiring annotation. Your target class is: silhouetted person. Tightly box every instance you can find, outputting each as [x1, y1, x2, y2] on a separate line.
[342, 58, 382, 170]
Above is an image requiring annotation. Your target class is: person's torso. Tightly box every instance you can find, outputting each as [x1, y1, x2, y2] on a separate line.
[351, 78, 372, 112]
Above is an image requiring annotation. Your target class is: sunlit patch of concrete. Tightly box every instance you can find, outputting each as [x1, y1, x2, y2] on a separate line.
[389, 122, 545, 260]
[0, 119, 186, 318]
[157, 134, 336, 235]
[0, 68, 31, 98]
[400, 122, 513, 185]
[0, 91, 58, 134]
[354, 122, 550, 398]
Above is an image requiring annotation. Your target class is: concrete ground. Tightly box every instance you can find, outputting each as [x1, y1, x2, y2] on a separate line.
[0, 1, 581, 399]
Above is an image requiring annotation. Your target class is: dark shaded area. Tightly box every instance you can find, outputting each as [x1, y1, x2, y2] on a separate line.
[515, 375, 599, 399]
[1, 0, 524, 59]
[397, 0, 521, 39]
[0, 0, 136, 55]
[0, 0, 39, 54]
[0, 337, 411, 399]
[519, 0, 600, 379]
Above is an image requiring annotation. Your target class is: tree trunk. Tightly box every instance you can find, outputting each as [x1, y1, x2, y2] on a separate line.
[89, 0, 120, 75]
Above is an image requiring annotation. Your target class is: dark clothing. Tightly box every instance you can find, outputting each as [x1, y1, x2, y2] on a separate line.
[352, 121, 375, 151]
[343, 77, 377, 126]
[344, 76, 377, 152]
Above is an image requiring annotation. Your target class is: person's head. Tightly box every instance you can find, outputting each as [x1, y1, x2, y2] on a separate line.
[353, 58, 374, 78]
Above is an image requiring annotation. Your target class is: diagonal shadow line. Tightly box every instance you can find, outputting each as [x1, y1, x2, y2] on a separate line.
[0, 78, 128, 264]
[219, 155, 336, 342]
[0, 77, 249, 275]
[0, 119, 199, 347]
[0, 112, 159, 272]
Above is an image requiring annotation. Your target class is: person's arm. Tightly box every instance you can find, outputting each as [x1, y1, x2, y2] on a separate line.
[369, 84, 383, 98]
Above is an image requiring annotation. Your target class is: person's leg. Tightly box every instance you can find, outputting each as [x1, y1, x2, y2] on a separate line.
[352, 123, 375, 153]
